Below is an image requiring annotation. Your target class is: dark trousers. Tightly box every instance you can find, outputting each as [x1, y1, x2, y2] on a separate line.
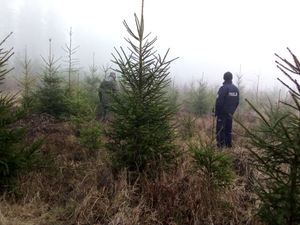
[216, 114, 233, 148]
[100, 102, 109, 122]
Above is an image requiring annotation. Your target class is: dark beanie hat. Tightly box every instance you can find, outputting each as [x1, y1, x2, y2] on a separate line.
[223, 72, 233, 81]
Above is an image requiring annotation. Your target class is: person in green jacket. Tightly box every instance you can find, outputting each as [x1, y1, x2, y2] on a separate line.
[98, 72, 117, 121]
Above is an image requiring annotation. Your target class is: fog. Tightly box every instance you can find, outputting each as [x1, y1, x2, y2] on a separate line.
[1, 0, 300, 89]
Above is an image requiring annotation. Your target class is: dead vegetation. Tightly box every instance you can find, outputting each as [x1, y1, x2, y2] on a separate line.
[0, 113, 262, 225]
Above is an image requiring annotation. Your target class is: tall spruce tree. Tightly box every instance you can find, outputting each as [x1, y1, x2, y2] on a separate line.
[0, 33, 41, 189]
[107, 0, 178, 176]
[63, 27, 79, 94]
[239, 48, 300, 225]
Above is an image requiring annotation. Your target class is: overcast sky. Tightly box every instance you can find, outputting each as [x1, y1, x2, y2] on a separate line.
[1, 0, 300, 89]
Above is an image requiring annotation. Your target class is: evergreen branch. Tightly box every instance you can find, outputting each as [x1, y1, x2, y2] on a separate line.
[139, 0, 145, 39]
[0, 48, 14, 63]
[0, 67, 14, 80]
[126, 39, 140, 55]
[275, 60, 298, 74]
[276, 64, 300, 92]
[278, 117, 292, 144]
[287, 47, 300, 73]
[123, 20, 139, 40]
[291, 93, 300, 111]
[245, 98, 271, 126]
[134, 13, 142, 39]
[275, 53, 299, 74]
[143, 32, 152, 41]
[277, 78, 300, 98]
[250, 153, 286, 184]
[0, 32, 13, 46]
[279, 100, 299, 111]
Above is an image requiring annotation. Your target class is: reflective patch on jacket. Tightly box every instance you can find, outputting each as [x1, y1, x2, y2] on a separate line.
[228, 92, 238, 97]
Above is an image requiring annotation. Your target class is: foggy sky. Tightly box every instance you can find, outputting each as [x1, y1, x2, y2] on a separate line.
[1, 0, 300, 89]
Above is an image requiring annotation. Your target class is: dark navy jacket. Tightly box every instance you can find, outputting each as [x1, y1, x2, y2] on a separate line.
[215, 81, 239, 117]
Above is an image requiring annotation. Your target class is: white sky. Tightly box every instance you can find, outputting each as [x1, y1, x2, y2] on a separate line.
[4, 0, 300, 89]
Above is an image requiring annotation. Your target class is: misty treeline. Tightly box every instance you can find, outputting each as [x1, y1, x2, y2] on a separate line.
[1, 1, 300, 225]
[1, 28, 288, 118]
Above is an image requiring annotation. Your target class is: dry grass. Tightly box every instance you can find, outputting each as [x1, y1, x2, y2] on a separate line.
[0, 113, 262, 225]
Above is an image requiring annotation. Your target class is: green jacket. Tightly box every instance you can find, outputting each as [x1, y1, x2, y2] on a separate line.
[98, 79, 117, 107]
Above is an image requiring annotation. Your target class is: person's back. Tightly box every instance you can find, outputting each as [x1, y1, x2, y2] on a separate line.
[99, 72, 117, 121]
[215, 81, 239, 117]
[215, 72, 239, 148]
[100, 79, 116, 102]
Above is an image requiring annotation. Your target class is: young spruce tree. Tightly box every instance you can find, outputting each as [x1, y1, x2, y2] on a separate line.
[185, 79, 213, 116]
[239, 48, 300, 225]
[36, 39, 69, 118]
[107, 0, 178, 177]
[84, 53, 102, 106]
[17, 48, 36, 111]
[0, 33, 41, 189]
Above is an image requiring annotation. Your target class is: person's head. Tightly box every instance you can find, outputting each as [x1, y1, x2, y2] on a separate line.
[109, 72, 116, 80]
[223, 71, 233, 82]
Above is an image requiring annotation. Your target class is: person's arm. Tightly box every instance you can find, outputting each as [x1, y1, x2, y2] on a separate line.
[215, 86, 227, 116]
[236, 89, 240, 108]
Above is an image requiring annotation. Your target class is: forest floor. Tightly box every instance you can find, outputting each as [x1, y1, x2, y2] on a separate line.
[0, 113, 261, 225]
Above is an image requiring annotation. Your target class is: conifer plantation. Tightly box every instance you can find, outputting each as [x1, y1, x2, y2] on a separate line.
[1, 1, 300, 225]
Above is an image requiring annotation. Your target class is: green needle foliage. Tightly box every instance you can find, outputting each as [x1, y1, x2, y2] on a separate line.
[17, 48, 36, 111]
[107, 1, 178, 177]
[185, 80, 214, 116]
[239, 48, 300, 225]
[84, 53, 102, 106]
[179, 114, 196, 139]
[0, 33, 41, 189]
[190, 140, 233, 190]
[189, 137, 233, 217]
[36, 39, 69, 118]
[79, 119, 102, 151]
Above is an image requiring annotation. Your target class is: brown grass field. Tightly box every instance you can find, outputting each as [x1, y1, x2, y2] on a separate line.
[0, 112, 262, 225]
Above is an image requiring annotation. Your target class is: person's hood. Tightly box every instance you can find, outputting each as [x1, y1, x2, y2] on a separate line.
[105, 76, 114, 82]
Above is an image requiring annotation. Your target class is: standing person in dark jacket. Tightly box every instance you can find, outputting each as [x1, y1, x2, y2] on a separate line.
[98, 72, 117, 121]
[215, 72, 239, 148]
